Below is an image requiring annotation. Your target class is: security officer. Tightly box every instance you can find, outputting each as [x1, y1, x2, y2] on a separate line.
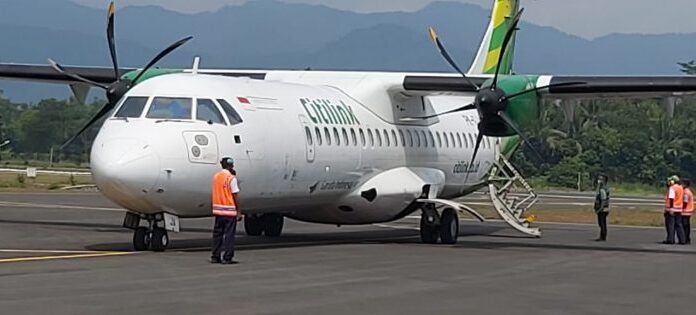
[210, 157, 241, 264]
[682, 179, 694, 244]
[663, 175, 685, 245]
[593, 175, 610, 241]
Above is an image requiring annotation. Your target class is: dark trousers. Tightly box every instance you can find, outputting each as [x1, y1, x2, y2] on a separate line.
[683, 215, 692, 244]
[596, 211, 608, 240]
[212, 216, 237, 261]
[666, 213, 686, 244]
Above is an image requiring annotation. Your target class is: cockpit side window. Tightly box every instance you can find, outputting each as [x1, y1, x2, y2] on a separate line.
[196, 99, 226, 125]
[146, 97, 192, 120]
[114, 97, 149, 118]
[217, 99, 244, 125]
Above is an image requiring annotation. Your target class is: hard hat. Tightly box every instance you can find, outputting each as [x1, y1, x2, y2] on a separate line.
[221, 157, 234, 166]
[669, 175, 680, 182]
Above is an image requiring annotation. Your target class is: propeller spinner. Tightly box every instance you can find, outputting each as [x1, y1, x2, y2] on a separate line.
[49, 1, 193, 149]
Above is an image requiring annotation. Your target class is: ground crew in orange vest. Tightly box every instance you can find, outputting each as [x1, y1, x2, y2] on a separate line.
[663, 175, 686, 245]
[210, 157, 241, 264]
[682, 179, 694, 244]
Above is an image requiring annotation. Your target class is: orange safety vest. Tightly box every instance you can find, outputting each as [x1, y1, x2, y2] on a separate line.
[665, 184, 684, 213]
[211, 170, 238, 217]
[684, 188, 694, 216]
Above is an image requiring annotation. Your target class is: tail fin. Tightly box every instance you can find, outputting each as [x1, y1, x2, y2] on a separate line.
[468, 0, 520, 75]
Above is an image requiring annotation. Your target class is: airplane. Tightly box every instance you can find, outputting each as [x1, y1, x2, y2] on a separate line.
[1, 0, 696, 252]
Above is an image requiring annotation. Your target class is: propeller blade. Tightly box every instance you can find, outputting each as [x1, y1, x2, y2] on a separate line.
[497, 110, 543, 161]
[107, 1, 119, 81]
[132, 36, 193, 84]
[428, 27, 479, 91]
[491, 9, 524, 89]
[504, 81, 586, 101]
[48, 59, 108, 89]
[401, 103, 476, 121]
[60, 102, 116, 149]
[464, 132, 485, 183]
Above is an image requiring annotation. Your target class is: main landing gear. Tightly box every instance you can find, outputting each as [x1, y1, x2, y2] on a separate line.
[244, 213, 285, 237]
[124, 212, 170, 252]
[420, 204, 459, 245]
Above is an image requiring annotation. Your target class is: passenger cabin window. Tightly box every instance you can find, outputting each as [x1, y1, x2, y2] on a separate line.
[375, 129, 382, 147]
[368, 129, 375, 147]
[217, 99, 244, 125]
[324, 128, 332, 146]
[315, 127, 323, 146]
[462, 133, 469, 148]
[359, 129, 366, 148]
[342, 128, 349, 146]
[115, 96, 148, 118]
[383, 130, 390, 147]
[333, 128, 341, 146]
[407, 130, 413, 147]
[196, 99, 225, 125]
[351, 128, 358, 146]
[457, 133, 462, 148]
[147, 97, 192, 120]
[399, 130, 405, 147]
[391, 130, 398, 147]
[437, 132, 442, 148]
[305, 127, 313, 146]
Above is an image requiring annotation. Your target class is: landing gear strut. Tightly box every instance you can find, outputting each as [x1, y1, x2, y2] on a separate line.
[419, 204, 459, 245]
[244, 213, 284, 237]
[124, 212, 170, 252]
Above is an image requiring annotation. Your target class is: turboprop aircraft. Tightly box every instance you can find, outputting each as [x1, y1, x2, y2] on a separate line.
[2, 1, 696, 251]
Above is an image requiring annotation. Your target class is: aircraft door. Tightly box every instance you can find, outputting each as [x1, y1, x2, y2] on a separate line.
[299, 115, 315, 163]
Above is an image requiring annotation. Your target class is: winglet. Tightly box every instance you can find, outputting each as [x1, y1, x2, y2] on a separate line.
[107, 1, 115, 18]
[428, 27, 438, 43]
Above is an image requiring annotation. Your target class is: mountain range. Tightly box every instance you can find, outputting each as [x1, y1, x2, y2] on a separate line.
[0, 0, 695, 102]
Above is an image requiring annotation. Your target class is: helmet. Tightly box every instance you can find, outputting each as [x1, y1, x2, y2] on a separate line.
[220, 157, 235, 168]
[669, 175, 680, 183]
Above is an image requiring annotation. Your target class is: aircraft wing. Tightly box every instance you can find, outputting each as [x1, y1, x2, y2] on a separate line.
[402, 74, 696, 98]
[0, 63, 131, 84]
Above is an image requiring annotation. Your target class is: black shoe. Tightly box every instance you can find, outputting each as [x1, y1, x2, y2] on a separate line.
[221, 260, 239, 265]
[594, 238, 606, 242]
[210, 257, 221, 264]
[662, 241, 675, 245]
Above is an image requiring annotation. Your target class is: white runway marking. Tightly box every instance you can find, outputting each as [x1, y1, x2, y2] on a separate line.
[0, 201, 123, 212]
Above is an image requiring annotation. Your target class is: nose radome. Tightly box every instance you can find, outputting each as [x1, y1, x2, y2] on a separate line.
[92, 138, 161, 195]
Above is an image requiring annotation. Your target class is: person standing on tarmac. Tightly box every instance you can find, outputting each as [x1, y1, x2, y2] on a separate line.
[593, 175, 610, 242]
[682, 179, 694, 244]
[663, 176, 686, 245]
[210, 157, 241, 264]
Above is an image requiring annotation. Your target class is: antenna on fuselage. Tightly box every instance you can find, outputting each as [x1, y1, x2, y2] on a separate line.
[192, 56, 201, 75]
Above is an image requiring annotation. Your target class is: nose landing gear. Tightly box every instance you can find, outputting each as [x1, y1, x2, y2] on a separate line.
[124, 212, 171, 252]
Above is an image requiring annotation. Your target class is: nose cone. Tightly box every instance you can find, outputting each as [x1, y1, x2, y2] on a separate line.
[92, 138, 161, 209]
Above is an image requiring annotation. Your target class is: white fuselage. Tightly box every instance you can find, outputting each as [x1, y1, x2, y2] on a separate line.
[90, 71, 497, 224]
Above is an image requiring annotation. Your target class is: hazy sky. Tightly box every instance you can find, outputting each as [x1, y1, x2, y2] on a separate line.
[72, 0, 696, 39]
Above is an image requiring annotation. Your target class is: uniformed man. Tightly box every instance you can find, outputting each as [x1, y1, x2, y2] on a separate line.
[210, 157, 241, 264]
[682, 179, 694, 244]
[593, 175, 610, 241]
[663, 175, 685, 245]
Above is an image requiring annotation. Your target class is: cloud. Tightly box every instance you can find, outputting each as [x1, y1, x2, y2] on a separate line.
[72, 0, 696, 39]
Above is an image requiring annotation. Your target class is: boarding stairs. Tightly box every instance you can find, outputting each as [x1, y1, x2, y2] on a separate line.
[487, 153, 541, 237]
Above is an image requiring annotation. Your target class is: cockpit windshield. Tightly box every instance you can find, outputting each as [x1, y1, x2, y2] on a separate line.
[114, 97, 148, 118]
[146, 97, 193, 120]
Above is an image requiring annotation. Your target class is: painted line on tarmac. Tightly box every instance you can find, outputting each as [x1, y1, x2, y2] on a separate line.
[0, 249, 105, 254]
[0, 201, 123, 212]
[0, 251, 133, 264]
[402, 215, 666, 230]
[173, 235, 419, 252]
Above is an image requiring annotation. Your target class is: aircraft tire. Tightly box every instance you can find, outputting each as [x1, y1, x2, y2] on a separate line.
[133, 227, 150, 251]
[150, 227, 169, 252]
[439, 208, 459, 245]
[420, 215, 439, 244]
[244, 215, 264, 236]
[263, 214, 284, 237]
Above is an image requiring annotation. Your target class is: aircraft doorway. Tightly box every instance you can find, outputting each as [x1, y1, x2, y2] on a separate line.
[299, 115, 315, 163]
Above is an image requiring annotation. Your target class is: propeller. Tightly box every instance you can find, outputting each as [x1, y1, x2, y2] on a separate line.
[49, 1, 193, 149]
[409, 9, 586, 180]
